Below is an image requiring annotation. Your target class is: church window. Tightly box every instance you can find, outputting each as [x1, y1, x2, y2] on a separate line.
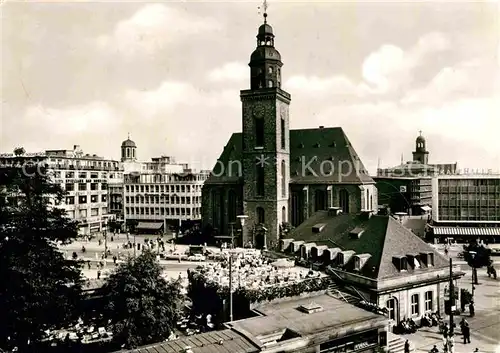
[257, 207, 265, 224]
[268, 67, 273, 74]
[268, 80, 273, 88]
[228, 189, 237, 222]
[280, 117, 285, 149]
[256, 165, 265, 196]
[281, 160, 286, 197]
[282, 206, 286, 223]
[126, 148, 130, 158]
[315, 189, 327, 211]
[121, 149, 125, 158]
[255, 117, 264, 147]
[132, 149, 135, 158]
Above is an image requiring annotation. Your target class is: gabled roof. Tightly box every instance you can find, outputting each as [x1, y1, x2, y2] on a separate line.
[205, 127, 374, 185]
[286, 212, 448, 280]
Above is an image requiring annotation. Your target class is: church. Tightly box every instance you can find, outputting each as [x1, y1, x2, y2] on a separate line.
[201, 13, 377, 249]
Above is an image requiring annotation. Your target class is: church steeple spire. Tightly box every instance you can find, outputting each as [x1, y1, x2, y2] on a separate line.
[249, 0, 283, 90]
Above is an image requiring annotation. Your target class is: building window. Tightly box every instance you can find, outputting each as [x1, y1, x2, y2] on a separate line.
[386, 299, 396, 320]
[268, 80, 273, 88]
[268, 67, 273, 74]
[315, 189, 327, 211]
[282, 206, 286, 223]
[78, 196, 87, 204]
[255, 117, 264, 147]
[91, 208, 99, 216]
[78, 183, 87, 191]
[228, 189, 237, 222]
[424, 291, 433, 312]
[90, 183, 98, 191]
[101, 195, 107, 202]
[281, 160, 286, 197]
[66, 196, 75, 205]
[256, 207, 265, 224]
[256, 165, 265, 196]
[281, 117, 285, 149]
[339, 189, 350, 213]
[411, 293, 420, 316]
[65, 183, 74, 191]
[91, 195, 98, 203]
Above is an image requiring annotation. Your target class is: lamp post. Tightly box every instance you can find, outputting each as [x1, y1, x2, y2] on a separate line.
[228, 249, 238, 322]
[103, 220, 108, 258]
[469, 251, 477, 298]
[237, 215, 248, 247]
[449, 258, 455, 336]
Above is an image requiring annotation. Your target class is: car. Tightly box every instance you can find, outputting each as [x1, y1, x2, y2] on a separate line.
[188, 254, 206, 262]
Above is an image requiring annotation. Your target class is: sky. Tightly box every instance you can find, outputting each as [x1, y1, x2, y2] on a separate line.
[2, 0, 499, 174]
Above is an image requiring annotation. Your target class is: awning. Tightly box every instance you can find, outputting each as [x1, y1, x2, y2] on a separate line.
[136, 222, 163, 230]
[421, 206, 432, 212]
[433, 227, 500, 236]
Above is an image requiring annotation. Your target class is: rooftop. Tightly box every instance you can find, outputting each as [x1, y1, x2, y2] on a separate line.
[227, 293, 386, 340]
[115, 329, 259, 353]
[286, 213, 448, 280]
[205, 127, 374, 185]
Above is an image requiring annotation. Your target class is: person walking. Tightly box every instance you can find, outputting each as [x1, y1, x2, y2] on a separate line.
[463, 324, 471, 344]
[469, 302, 475, 317]
[404, 340, 410, 353]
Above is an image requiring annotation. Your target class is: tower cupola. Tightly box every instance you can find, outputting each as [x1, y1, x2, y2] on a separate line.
[249, 6, 283, 90]
[412, 130, 429, 164]
[121, 133, 137, 162]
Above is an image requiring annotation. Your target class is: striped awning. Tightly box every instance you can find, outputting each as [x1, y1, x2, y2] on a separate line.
[433, 227, 500, 236]
[137, 222, 163, 230]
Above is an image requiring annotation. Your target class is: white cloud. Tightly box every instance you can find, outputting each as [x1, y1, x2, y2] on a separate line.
[285, 75, 376, 97]
[96, 4, 221, 55]
[207, 62, 247, 82]
[23, 102, 118, 135]
[125, 80, 239, 118]
[362, 44, 405, 91]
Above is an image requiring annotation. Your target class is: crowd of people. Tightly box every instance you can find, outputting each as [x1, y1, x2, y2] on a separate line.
[194, 250, 324, 290]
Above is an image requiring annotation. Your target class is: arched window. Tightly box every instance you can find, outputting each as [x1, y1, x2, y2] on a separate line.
[255, 117, 264, 147]
[268, 80, 273, 88]
[366, 189, 369, 210]
[256, 207, 265, 224]
[268, 67, 273, 74]
[386, 299, 396, 320]
[211, 189, 219, 228]
[121, 149, 125, 158]
[370, 195, 373, 211]
[281, 160, 286, 197]
[339, 189, 350, 213]
[282, 206, 286, 223]
[132, 149, 135, 158]
[256, 165, 265, 196]
[126, 148, 130, 158]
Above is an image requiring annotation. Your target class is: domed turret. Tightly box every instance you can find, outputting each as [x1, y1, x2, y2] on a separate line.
[412, 130, 429, 164]
[121, 134, 137, 162]
[248, 11, 283, 90]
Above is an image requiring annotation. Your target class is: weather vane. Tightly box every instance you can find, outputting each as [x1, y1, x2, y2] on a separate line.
[258, 0, 269, 23]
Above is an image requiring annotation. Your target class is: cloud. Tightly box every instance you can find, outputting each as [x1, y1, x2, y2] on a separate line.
[96, 4, 222, 56]
[285, 32, 452, 98]
[361, 32, 451, 93]
[23, 102, 118, 135]
[402, 58, 500, 105]
[207, 62, 247, 82]
[284, 75, 376, 98]
[125, 81, 239, 118]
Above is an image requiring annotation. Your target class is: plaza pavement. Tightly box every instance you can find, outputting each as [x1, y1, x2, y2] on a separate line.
[402, 268, 500, 353]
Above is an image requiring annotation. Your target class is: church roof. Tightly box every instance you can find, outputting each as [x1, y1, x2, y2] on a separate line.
[204, 127, 374, 185]
[286, 213, 448, 280]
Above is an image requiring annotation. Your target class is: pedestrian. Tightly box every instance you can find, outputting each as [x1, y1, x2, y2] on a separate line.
[87, 261, 91, 270]
[430, 345, 439, 353]
[97, 270, 101, 279]
[404, 340, 410, 353]
[463, 324, 471, 344]
[113, 255, 117, 265]
[469, 302, 475, 317]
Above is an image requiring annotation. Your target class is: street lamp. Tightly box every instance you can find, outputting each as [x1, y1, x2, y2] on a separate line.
[469, 251, 477, 297]
[237, 215, 248, 247]
[103, 220, 108, 258]
[228, 249, 239, 322]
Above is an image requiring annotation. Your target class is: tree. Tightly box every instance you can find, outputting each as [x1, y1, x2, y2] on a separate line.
[463, 240, 492, 285]
[0, 161, 83, 350]
[101, 250, 182, 348]
[13, 147, 25, 156]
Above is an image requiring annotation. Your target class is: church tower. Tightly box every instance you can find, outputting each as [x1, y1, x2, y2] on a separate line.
[412, 131, 429, 164]
[241, 8, 291, 249]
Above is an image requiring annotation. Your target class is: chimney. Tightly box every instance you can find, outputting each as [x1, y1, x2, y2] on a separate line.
[73, 145, 80, 151]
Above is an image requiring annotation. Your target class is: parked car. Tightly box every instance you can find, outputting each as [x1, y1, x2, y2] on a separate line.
[187, 254, 206, 262]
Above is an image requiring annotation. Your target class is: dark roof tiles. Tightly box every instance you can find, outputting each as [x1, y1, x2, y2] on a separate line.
[205, 127, 374, 185]
[287, 213, 448, 280]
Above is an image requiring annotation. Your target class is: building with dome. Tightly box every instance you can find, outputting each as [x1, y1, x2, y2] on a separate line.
[202, 14, 377, 248]
[115, 136, 210, 234]
[375, 132, 458, 217]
